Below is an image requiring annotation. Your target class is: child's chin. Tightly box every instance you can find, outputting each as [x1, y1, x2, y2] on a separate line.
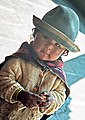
[39, 57, 48, 61]
[38, 54, 48, 61]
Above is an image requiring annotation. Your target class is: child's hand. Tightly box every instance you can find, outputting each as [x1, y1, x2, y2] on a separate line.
[17, 90, 44, 108]
[38, 92, 54, 108]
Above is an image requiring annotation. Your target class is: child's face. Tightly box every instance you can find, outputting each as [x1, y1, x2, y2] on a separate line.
[33, 32, 66, 61]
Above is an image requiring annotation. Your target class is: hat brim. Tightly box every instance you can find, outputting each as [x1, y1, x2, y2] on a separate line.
[33, 15, 80, 52]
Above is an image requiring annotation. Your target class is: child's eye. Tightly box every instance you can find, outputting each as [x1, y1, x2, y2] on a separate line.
[55, 43, 61, 48]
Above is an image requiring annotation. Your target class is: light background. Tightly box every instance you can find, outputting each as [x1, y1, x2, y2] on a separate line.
[0, 0, 85, 120]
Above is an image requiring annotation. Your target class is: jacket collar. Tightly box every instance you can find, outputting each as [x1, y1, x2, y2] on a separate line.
[12, 41, 66, 83]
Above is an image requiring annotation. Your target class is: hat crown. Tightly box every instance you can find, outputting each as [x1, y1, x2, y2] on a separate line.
[33, 5, 80, 52]
[42, 5, 79, 42]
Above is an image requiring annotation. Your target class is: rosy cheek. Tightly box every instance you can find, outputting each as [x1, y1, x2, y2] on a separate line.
[35, 48, 40, 52]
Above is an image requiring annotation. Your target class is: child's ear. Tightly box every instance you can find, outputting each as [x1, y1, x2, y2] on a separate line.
[62, 49, 69, 56]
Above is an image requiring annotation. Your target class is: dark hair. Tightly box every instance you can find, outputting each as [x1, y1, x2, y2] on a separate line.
[32, 28, 40, 38]
[62, 49, 69, 56]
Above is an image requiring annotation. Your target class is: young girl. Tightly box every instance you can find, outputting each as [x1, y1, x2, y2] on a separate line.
[0, 5, 80, 120]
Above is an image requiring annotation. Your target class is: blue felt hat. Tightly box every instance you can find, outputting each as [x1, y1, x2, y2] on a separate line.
[33, 5, 80, 52]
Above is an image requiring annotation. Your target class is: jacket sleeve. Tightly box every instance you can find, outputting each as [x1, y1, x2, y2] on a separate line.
[40, 78, 67, 115]
[0, 58, 24, 103]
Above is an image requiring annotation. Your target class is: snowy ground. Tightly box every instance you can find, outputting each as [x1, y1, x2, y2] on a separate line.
[0, 0, 85, 120]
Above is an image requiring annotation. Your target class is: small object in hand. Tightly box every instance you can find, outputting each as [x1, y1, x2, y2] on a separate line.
[40, 94, 47, 101]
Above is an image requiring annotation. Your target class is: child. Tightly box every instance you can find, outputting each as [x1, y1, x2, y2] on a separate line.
[0, 5, 80, 120]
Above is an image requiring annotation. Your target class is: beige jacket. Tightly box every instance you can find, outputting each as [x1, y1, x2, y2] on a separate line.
[0, 57, 68, 120]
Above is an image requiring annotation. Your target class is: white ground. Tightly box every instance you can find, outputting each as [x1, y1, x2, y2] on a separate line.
[0, 0, 85, 120]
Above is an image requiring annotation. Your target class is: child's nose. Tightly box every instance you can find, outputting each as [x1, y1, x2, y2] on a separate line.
[47, 45, 53, 51]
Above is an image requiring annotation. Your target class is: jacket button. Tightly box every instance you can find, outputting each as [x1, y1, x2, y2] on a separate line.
[39, 72, 43, 78]
[33, 86, 38, 91]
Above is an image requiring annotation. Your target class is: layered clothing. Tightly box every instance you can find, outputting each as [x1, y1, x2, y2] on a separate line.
[0, 42, 70, 120]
